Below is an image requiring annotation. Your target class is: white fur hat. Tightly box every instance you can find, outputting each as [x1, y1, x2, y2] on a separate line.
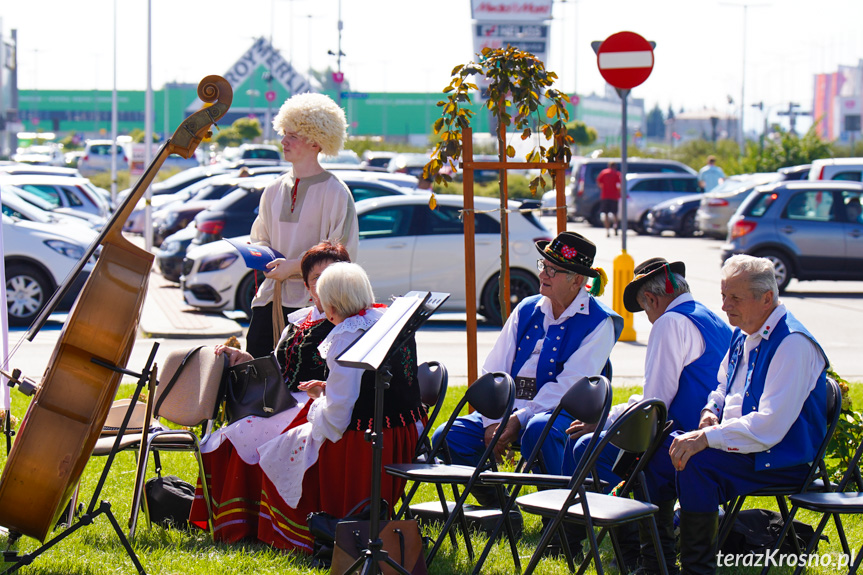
[272, 93, 347, 157]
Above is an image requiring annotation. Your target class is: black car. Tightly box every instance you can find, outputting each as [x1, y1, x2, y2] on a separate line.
[152, 174, 279, 246]
[155, 225, 197, 282]
[644, 195, 703, 237]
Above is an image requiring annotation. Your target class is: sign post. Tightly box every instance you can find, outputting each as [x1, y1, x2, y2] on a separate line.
[593, 31, 655, 342]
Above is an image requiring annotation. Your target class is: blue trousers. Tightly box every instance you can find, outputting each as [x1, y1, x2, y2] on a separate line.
[432, 410, 574, 475]
[563, 430, 623, 494]
[644, 434, 810, 512]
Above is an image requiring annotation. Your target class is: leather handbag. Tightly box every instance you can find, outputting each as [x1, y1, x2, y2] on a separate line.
[331, 518, 427, 575]
[225, 352, 296, 424]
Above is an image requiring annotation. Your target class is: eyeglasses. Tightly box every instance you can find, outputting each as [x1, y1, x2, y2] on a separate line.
[537, 260, 573, 278]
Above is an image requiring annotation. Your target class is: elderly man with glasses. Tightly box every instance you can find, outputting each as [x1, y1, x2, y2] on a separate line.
[433, 231, 622, 508]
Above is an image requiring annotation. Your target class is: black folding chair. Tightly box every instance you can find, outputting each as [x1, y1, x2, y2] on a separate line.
[414, 361, 448, 463]
[779, 434, 863, 575]
[516, 398, 670, 575]
[473, 375, 613, 574]
[385, 371, 516, 568]
[718, 376, 844, 557]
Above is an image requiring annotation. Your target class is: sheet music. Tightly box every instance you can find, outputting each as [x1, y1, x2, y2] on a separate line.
[337, 295, 425, 370]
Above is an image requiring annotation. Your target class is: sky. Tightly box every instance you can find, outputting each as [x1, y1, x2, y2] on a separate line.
[3, 0, 863, 134]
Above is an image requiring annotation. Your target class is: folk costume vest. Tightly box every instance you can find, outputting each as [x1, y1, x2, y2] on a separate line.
[665, 300, 733, 432]
[511, 294, 623, 390]
[725, 311, 827, 471]
[347, 336, 426, 432]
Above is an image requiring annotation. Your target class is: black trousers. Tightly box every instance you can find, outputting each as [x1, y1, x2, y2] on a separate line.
[245, 302, 299, 358]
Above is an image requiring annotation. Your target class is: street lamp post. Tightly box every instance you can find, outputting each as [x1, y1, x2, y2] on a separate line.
[721, 1, 768, 151]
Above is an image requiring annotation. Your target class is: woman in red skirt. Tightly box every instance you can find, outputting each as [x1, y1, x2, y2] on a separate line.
[189, 242, 348, 541]
[255, 262, 424, 553]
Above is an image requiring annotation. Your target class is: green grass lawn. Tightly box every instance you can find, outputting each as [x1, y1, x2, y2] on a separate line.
[1, 382, 860, 574]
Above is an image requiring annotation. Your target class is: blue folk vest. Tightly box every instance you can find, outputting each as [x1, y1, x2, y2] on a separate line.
[725, 311, 827, 471]
[510, 294, 623, 390]
[664, 300, 733, 432]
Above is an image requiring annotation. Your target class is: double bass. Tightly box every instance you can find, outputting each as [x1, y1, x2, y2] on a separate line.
[0, 76, 232, 541]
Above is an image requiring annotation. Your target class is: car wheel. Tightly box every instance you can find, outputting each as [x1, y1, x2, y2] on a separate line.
[757, 250, 793, 293]
[588, 204, 603, 227]
[635, 213, 651, 235]
[677, 211, 697, 237]
[480, 269, 540, 326]
[236, 271, 259, 318]
[6, 264, 52, 327]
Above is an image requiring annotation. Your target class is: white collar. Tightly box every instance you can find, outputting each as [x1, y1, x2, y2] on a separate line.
[287, 305, 326, 326]
[539, 287, 592, 322]
[748, 303, 787, 342]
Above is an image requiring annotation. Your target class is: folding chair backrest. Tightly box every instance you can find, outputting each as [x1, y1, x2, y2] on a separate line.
[608, 399, 666, 454]
[804, 375, 844, 489]
[520, 375, 612, 474]
[154, 346, 227, 426]
[564, 375, 612, 426]
[430, 371, 515, 464]
[567, 398, 667, 490]
[415, 361, 448, 459]
[466, 371, 515, 421]
[418, 361, 448, 425]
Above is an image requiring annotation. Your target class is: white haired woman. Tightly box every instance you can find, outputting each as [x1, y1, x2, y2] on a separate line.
[254, 262, 425, 552]
[246, 92, 359, 358]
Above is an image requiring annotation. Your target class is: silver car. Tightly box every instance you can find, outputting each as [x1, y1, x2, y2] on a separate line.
[620, 173, 701, 233]
[695, 173, 780, 239]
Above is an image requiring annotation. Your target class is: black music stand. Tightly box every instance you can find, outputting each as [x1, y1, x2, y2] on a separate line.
[0, 343, 160, 575]
[336, 291, 450, 575]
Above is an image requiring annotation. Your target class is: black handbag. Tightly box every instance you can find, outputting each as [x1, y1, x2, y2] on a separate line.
[225, 352, 297, 424]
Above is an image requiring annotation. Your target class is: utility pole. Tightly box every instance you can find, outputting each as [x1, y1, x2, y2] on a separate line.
[777, 102, 811, 136]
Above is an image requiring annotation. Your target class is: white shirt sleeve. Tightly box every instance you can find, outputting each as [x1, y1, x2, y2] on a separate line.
[704, 333, 825, 452]
[605, 311, 704, 427]
[306, 330, 364, 443]
[513, 316, 616, 428]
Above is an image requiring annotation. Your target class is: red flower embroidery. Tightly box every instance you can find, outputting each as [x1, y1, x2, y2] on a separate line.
[561, 245, 578, 261]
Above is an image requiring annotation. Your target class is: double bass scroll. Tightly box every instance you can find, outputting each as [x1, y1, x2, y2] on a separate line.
[0, 76, 232, 542]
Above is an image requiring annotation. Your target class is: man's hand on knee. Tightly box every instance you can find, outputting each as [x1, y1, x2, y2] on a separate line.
[669, 429, 709, 471]
[566, 420, 597, 440]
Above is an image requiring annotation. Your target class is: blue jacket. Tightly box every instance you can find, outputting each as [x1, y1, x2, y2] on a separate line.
[665, 300, 733, 432]
[725, 311, 827, 471]
[511, 294, 623, 390]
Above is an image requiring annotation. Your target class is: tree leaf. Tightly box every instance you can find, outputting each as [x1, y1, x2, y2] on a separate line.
[546, 104, 557, 119]
[506, 145, 515, 158]
[428, 193, 437, 211]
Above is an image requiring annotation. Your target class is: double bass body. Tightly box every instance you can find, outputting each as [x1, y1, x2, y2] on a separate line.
[0, 76, 232, 541]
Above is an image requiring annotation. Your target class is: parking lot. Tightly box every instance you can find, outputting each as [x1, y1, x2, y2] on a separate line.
[7, 216, 863, 389]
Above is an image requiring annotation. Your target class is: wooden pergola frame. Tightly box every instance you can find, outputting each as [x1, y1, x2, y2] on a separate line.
[460, 125, 568, 385]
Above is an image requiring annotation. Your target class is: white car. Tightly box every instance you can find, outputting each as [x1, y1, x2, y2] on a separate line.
[2, 213, 99, 327]
[181, 194, 551, 324]
[76, 139, 130, 176]
[2, 184, 102, 233]
[0, 174, 112, 221]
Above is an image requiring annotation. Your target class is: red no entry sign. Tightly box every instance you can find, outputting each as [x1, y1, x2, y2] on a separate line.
[596, 31, 654, 90]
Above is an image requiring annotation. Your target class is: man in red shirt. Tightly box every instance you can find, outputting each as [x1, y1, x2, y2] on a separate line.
[596, 161, 621, 237]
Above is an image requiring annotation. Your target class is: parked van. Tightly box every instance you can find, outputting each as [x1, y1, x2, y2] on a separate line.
[808, 158, 863, 182]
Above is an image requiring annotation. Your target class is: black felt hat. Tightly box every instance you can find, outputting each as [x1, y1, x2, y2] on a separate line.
[623, 257, 686, 313]
[535, 232, 598, 278]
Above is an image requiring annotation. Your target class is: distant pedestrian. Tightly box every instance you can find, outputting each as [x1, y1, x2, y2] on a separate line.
[596, 161, 621, 237]
[698, 155, 726, 192]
